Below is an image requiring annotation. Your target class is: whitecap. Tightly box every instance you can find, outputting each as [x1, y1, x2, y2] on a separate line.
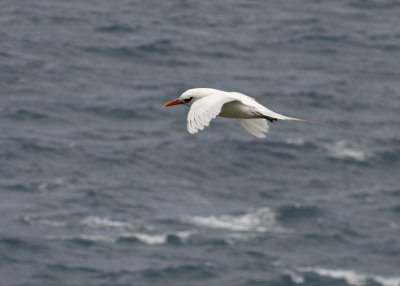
[79, 216, 134, 229]
[284, 270, 305, 284]
[78, 234, 116, 243]
[284, 138, 306, 146]
[129, 233, 167, 245]
[321, 140, 367, 162]
[182, 208, 285, 232]
[122, 230, 195, 245]
[300, 267, 400, 286]
[48, 234, 116, 243]
[22, 216, 67, 227]
[223, 232, 256, 245]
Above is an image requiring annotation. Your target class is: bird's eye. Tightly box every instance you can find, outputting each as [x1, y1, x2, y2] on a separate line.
[183, 97, 193, 103]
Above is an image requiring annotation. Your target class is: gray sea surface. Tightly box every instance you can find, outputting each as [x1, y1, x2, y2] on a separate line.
[1, 1, 400, 285]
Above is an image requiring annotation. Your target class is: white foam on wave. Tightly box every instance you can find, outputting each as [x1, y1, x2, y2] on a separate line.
[131, 233, 167, 245]
[79, 234, 116, 243]
[182, 207, 285, 232]
[126, 230, 195, 245]
[284, 138, 306, 146]
[284, 269, 305, 284]
[22, 216, 67, 227]
[48, 234, 116, 243]
[223, 232, 258, 245]
[321, 140, 367, 162]
[79, 216, 135, 229]
[48, 230, 195, 245]
[298, 267, 400, 286]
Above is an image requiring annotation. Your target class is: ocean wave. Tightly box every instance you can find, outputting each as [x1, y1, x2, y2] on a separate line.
[10, 137, 63, 154]
[140, 262, 216, 280]
[223, 232, 257, 245]
[136, 39, 178, 53]
[321, 140, 368, 162]
[2, 108, 51, 121]
[297, 267, 400, 286]
[284, 138, 306, 146]
[48, 234, 116, 244]
[2, 178, 72, 193]
[78, 104, 140, 120]
[48, 230, 195, 246]
[277, 204, 323, 222]
[79, 216, 135, 230]
[120, 230, 195, 245]
[94, 24, 134, 33]
[282, 138, 398, 166]
[83, 38, 182, 59]
[0, 237, 47, 251]
[22, 216, 67, 227]
[181, 208, 286, 233]
[376, 148, 400, 163]
[350, 0, 400, 10]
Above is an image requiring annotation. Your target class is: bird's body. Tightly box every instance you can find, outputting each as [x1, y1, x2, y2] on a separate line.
[163, 88, 324, 138]
[218, 101, 256, 118]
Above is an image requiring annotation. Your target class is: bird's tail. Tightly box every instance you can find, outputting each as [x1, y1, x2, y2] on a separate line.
[259, 112, 343, 131]
[258, 108, 344, 131]
[285, 116, 344, 131]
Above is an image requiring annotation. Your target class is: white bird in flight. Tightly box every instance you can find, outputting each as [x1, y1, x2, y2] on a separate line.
[163, 88, 335, 138]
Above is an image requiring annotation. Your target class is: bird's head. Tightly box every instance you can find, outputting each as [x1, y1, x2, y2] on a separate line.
[163, 88, 214, 108]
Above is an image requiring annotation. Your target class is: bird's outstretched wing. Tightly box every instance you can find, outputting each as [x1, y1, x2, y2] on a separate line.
[187, 93, 236, 134]
[237, 119, 269, 138]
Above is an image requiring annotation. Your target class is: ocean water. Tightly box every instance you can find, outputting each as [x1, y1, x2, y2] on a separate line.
[1, 1, 400, 285]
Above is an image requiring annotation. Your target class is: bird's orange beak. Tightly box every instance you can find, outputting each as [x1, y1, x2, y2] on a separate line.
[163, 99, 184, 107]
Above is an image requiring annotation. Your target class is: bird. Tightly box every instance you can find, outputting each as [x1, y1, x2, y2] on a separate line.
[163, 88, 337, 138]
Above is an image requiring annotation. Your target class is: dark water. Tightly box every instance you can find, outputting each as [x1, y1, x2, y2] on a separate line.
[1, 1, 400, 285]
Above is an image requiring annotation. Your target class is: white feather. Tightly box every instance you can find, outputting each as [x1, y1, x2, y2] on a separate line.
[187, 92, 236, 134]
[227, 91, 293, 120]
[237, 119, 269, 138]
